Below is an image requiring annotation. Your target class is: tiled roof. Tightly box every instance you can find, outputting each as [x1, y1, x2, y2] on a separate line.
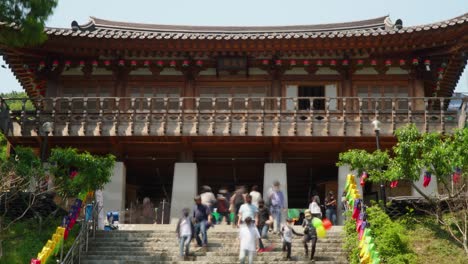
[39, 14, 468, 40]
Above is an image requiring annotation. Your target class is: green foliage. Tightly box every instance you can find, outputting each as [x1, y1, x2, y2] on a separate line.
[0, 91, 35, 111]
[49, 148, 115, 198]
[338, 124, 468, 197]
[337, 149, 390, 183]
[0, 0, 58, 47]
[343, 212, 360, 264]
[0, 132, 6, 161]
[0, 146, 44, 183]
[0, 215, 79, 264]
[408, 216, 467, 264]
[366, 205, 416, 263]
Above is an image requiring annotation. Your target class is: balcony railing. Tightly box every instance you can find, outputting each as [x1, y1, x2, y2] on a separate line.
[1, 96, 466, 137]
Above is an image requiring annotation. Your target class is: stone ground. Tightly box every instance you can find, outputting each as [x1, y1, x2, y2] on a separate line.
[80, 224, 348, 264]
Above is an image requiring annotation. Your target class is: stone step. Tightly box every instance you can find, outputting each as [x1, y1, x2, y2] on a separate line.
[81, 225, 348, 264]
[87, 245, 344, 252]
[81, 260, 348, 264]
[81, 255, 347, 263]
[90, 238, 343, 243]
[84, 250, 346, 257]
[94, 233, 343, 238]
[88, 243, 344, 250]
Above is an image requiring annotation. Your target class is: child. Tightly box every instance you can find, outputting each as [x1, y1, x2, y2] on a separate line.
[280, 218, 303, 260]
[302, 211, 318, 261]
[175, 208, 194, 259]
[239, 217, 260, 264]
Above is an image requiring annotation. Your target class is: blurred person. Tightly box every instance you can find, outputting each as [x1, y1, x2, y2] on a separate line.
[267, 181, 286, 233]
[325, 191, 337, 225]
[249, 185, 262, 208]
[238, 217, 260, 264]
[176, 208, 194, 259]
[192, 195, 212, 248]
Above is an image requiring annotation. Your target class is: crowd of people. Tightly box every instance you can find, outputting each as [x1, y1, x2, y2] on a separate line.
[175, 181, 339, 263]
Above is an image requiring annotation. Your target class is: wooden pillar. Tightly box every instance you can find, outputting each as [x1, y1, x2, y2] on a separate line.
[270, 137, 282, 163]
[271, 79, 282, 97]
[179, 137, 194, 162]
[342, 73, 353, 111]
[184, 78, 196, 110]
[413, 79, 425, 111]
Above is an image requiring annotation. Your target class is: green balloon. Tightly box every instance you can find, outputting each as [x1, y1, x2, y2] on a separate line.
[312, 217, 323, 228]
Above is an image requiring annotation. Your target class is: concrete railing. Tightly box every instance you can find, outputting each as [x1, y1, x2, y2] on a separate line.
[2, 96, 466, 137]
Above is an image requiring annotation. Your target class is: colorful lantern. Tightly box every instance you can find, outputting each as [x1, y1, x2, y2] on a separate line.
[412, 58, 419, 66]
[453, 168, 461, 183]
[79, 60, 85, 68]
[104, 60, 111, 67]
[289, 59, 297, 66]
[342, 59, 349, 66]
[357, 59, 364, 66]
[360, 172, 368, 187]
[52, 60, 59, 70]
[118, 60, 125, 66]
[329, 59, 336, 66]
[169, 60, 176, 67]
[70, 170, 78, 180]
[38, 61, 46, 70]
[303, 60, 310, 66]
[424, 59, 431, 71]
[130, 60, 137, 67]
[385, 59, 392, 67]
[399, 59, 406, 66]
[423, 171, 432, 187]
[196, 60, 203, 67]
[262, 59, 269, 66]
[157, 60, 165, 67]
[316, 60, 323, 66]
[182, 60, 190, 67]
[371, 59, 377, 66]
[275, 59, 282, 66]
[92, 60, 98, 68]
[64, 60, 71, 69]
[143, 60, 151, 67]
[390, 180, 398, 188]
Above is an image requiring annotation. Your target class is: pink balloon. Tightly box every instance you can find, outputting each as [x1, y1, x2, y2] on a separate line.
[323, 218, 333, 230]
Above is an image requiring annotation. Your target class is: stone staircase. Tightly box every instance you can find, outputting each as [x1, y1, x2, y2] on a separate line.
[81, 224, 348, 264]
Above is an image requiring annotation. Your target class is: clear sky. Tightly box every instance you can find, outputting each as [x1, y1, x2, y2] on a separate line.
[1, 0, 467, 94]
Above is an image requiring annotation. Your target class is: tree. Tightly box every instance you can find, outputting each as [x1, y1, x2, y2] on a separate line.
[0, 146, 45, 258]
[0, 0, 58, 47]
[0, 146, 115, 258]
[0, 91, 35, 111]
[48, 147, 116, 199]
[337, 124, 468, 254]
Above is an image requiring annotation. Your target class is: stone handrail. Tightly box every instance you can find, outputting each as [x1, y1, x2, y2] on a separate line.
[2, 96, 465, 137]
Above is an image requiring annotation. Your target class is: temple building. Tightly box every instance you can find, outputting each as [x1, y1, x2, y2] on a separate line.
[0, 13, 467, 223]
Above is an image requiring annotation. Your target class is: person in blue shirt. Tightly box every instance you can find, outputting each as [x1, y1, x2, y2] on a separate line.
[268, 181, 286, 233]
[192, 195, 212, 248]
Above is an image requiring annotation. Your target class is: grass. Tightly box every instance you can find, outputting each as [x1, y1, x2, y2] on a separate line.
[1, 216, 79, 264]
[407, 217, 467, 264]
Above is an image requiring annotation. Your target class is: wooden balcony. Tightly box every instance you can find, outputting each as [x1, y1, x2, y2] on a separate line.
[1, 97, 466, 137]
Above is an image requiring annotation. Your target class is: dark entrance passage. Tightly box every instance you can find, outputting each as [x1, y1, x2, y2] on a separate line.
[125, 158, 175, 223]
[196, 156, 267, 196]
[285, 158, 338, 209]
